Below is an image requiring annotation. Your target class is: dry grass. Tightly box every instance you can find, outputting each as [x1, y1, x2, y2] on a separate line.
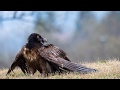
[1, 59, 120, 79]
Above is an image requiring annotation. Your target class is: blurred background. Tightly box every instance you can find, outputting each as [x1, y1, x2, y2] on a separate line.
[0, 11, 120, 69]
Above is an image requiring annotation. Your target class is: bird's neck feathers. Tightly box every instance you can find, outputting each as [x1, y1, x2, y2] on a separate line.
[26, 41, 43, 49]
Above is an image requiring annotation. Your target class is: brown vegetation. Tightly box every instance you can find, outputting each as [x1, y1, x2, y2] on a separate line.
[1, 59, 120, 79]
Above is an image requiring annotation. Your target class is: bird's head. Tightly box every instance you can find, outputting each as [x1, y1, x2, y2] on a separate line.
[27, 33, 47, 45]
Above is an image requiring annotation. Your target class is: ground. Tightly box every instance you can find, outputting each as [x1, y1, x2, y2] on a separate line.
[0, 59, 120, 79]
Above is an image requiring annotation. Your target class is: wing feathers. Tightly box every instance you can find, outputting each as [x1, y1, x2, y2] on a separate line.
[39, 44, 97, 74]
[43, 56, 97, 74]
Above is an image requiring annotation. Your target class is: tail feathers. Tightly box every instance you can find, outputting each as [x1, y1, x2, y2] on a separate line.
[48, 57, 98, 74]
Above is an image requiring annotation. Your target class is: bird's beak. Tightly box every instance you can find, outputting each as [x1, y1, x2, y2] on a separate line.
[43, 38, 47, 45]
[43, 38, 47, 43]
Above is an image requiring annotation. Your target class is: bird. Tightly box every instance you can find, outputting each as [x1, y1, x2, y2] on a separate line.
[6, 33, 69, 76]
[22, 33, 71, 76]
[7, 33, 98, 76]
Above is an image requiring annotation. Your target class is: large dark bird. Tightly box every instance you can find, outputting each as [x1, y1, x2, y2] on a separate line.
[7, 33, 97, 76]
[26, 33, 97, 74]
[6, 33, 69, 76]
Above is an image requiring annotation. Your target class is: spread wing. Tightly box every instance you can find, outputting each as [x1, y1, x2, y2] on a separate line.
[6, 46, 28, 75]
[39, 44, 97, 74]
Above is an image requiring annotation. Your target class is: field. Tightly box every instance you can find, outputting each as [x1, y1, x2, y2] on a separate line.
[0, 59, 120, 79]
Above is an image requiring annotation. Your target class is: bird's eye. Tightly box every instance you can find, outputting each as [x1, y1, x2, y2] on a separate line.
[37, 35, 40, 39]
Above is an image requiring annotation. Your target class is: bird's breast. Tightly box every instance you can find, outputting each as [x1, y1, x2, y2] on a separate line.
[23, 47, 38, 62]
